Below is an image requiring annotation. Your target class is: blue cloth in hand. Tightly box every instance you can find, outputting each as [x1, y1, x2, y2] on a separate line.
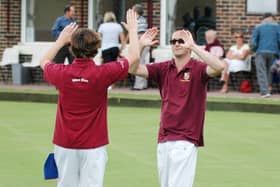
[44, 153, 58, 180]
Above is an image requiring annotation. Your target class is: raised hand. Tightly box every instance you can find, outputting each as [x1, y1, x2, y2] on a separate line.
[57, 22, 78, 44]
[181, 30, 196, 49]
[122, 9, 137, 33]
[140, 27, 159, 47]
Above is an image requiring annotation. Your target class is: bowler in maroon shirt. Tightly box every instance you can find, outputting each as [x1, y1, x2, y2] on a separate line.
[134, 30, 224, 187]
[39, 10, 159, 187]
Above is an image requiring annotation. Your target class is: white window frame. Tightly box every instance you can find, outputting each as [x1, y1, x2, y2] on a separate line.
[20, 0, 57, 44]
[246, 0, 278, 14]
[88, 0, 93, 29]
[21, 0, 27, 43]
[21, 0, 38, 44]
[87, 0, 101, 31]
[160, 0, 167, 47]
[160, 0, 174, 48]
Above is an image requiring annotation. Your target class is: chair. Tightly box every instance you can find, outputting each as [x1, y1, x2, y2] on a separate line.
[20, 48, 50, 84]
[0, 48, 19, 82]
[22, 47, 50, 67]
[242, 55, 252, 72]
[0, 48, 19, 66]
[230, 55, 253, 91]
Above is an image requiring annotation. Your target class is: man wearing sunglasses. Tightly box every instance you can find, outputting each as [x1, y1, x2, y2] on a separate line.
[134, 30, 224, 187]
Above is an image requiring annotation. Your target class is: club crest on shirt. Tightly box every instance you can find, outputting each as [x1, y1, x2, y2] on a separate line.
[181, 72, 191, 82]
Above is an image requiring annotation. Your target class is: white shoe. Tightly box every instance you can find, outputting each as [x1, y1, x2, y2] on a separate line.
[261, 93, 271, 98]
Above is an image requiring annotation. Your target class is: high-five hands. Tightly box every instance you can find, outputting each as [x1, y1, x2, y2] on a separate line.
[140, 27, 159, 47]
[122, 9, 138, 33]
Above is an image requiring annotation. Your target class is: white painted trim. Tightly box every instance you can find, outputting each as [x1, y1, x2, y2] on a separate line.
[21, 0, 26, 43]
[88, 0, 93, 29]
[160, 0, 167, 47]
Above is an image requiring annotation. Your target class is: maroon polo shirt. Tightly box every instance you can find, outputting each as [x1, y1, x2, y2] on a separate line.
[146, 58, 209, 146]
[44, 58, 129, 149]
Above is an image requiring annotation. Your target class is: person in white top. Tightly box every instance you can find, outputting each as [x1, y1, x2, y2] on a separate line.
[98, 12, 126, 63]
[220, 32, 250, 93]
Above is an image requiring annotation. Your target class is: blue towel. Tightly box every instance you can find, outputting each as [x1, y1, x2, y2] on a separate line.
[44, 153, 58, 180]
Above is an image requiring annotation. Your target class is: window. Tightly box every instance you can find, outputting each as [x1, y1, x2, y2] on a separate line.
[160, 0, 216, 46]
[247, 0, 278, 14]
[88, 0, 143, 30]
[22, 0, 69, 42]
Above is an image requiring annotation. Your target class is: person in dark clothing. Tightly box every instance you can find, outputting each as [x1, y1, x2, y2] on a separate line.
[251, 13, 280, 97]
[51, 4, 76, 64]
[182, 12, 193, 29]
[190, 6, 201, 41]
[195, 6, 216, 45]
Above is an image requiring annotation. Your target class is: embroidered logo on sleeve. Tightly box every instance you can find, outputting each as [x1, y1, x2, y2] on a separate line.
[118, 59, 125, 69]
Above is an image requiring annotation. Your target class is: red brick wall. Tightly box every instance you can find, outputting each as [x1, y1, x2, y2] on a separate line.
[0, 0, 88, 59]
[216, 0, 280, 50]
[70, 0, 88, 28]
[151, 0, 161, 29]
[5, 0, 276, 57]
[0, 0, 21, 59]
[134, 0, 161, 29]
[139, 0, 160, 44]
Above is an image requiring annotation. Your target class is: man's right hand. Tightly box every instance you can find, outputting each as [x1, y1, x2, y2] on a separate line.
[57, 23, 78, 45]
[122, 9, 138, 33]
[40, 23, 78, 70]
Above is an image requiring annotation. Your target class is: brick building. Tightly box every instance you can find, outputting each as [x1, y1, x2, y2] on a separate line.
[2, 0, 280, 55]
[0, 0, 280, 90]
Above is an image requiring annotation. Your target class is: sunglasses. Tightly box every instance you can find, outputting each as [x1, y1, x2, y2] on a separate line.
[170, 38, 185, 45]
[235, 36, 243, 39]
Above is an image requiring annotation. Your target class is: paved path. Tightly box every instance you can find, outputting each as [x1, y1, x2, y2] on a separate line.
[1, 83, 280, 100]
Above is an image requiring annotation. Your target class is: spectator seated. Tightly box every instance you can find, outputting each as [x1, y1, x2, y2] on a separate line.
[220, 32, 250, 93]
[270, 59, 280, 93]
[0, 48, 19, 83]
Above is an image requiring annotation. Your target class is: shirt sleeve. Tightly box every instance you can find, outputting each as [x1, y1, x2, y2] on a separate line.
[102, 58, 129, 86]
[44, 62, 64, 88]
[146, 62, 163, 85]
[97, 24, 103, 33]
[51, 18, 61, 38]
[210, 46, 224, 58]
[251, 27, 259, 51]
[199, 62, 210, 84]
[118, 24, 123, 33]
[229, 45, 235, 51]
[243, 44, 250, 51]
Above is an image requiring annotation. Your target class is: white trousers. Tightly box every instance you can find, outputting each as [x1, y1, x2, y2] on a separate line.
[157, 141, 198, 187]
[54, 145, 107, 187]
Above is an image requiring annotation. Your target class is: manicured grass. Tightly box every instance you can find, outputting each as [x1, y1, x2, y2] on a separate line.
[0, 101, 279, 187]
[0, 88, 58, 95]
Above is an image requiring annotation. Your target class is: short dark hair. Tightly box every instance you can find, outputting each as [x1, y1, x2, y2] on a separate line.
[70, 28, 101, 58]
[64, 4, 73, 14]
[263, 12, 273, 19]
[204, 6, 212, 17]
[133, 4, 144, 16]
